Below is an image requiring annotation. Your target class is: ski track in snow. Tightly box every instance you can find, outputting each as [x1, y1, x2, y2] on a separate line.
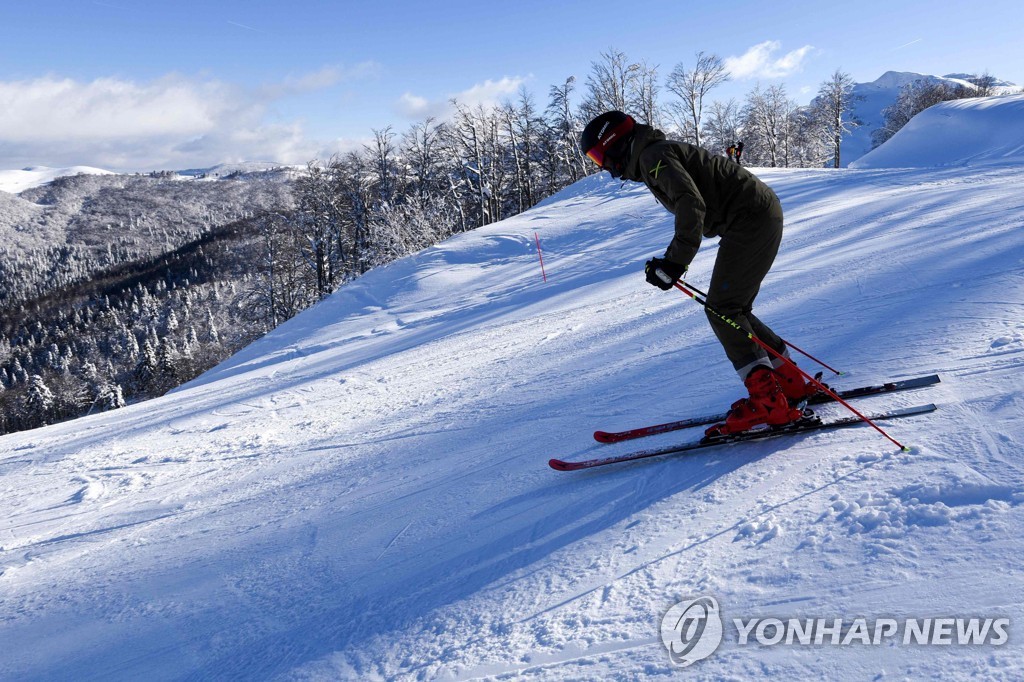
[3, 124, 1024, 679]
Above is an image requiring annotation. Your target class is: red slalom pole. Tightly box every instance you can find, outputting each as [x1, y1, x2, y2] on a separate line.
[679, 281, 842, 376]
[671, 278, 908, 451]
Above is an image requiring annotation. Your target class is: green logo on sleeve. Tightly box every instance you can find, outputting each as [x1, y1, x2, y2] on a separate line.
[650, 160, 666, 179]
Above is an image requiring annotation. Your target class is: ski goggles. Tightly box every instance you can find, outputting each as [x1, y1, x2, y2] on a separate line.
[585, 117, 635, 168]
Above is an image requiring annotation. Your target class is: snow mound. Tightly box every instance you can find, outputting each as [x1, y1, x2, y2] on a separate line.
[851, 94, 1024, 168]
[0, 165, 116, 194]
[838, 72, 1021, 167]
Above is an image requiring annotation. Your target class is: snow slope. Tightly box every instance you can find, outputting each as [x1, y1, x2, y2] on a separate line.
[852, 94, 1024, 168]
[0, 165, 116, 194]
[2, 111, 1024, 680]
[839, 71, 1021, 167]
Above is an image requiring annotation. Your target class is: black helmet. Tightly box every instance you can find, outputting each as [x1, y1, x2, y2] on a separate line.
[580, 111, 636, 178]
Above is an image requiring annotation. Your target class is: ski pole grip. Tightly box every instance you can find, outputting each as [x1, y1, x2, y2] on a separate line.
[655, 268, 673, 284]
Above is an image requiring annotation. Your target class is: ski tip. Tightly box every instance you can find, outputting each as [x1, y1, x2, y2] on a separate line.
[548, 458, 572, 471]
[593, 431, 616, 443]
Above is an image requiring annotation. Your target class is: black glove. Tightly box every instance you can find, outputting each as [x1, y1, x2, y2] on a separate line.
[645, 257, 687, 291]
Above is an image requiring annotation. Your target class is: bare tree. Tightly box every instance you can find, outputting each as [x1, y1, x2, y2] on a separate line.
[582, 48, 635, 119]
[365, 127, 399, 204]
[544, 77, 588, 187]
[502, 88, 541, 214]
[813, 69, 861, 168]
[631, 59, 661, 127]
[666, 52, 730, 147]
[244, 210, 312, 330]
[294, 160, 341, 296]
[448, 102, 504, 226]
[741, 84, 795, 167]
[402, 117, 447, 201]
[788, 107, 831, 168]
[703, 99, 742, 156]
[580, 48, 659, 124]
[967, 71, 997, 96]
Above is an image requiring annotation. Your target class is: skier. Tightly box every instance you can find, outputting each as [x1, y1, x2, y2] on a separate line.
[735, 141, 745, 165]
[726, 144, 736, 162]
[579, 111, 816, 435]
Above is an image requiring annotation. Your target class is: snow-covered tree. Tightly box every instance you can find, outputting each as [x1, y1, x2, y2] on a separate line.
[23, 374, 56, 426]
[703, 99, 743, 156]
[95, 382, 126, 412]
[741, 84, 795, 167]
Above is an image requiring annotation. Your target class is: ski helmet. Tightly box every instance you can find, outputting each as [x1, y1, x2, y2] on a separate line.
[580, 111, 636, 176]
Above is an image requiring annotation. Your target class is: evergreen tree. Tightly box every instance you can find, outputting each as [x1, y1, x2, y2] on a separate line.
[135, 340, 159, 393]
[96, 383, 126, 412]
[23, 374, 56, 426]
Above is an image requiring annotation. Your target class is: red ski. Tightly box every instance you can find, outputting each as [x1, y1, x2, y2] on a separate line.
[551, 403, 937, 472]
[593, 374, 939, 443]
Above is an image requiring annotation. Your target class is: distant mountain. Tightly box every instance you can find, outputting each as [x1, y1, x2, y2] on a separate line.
[0, 165, 117, 194]
[175, 162, 302, 179]
[0, 162, 302, 195]
[2, 169, 293, 281]
[838, 71, 1022, 166]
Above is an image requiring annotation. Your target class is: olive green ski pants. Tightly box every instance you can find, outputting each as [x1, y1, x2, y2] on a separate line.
[704, 198, 787, 379]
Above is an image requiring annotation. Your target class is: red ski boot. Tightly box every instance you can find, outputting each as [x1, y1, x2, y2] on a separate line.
[772, 357, 821, 403]
[706, 366, 803, 437]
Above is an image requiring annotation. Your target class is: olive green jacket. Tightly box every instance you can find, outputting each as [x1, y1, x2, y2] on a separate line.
[622, 124, 780, 267]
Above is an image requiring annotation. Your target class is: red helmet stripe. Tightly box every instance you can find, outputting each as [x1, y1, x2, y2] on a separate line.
[585, 117, 634, 167]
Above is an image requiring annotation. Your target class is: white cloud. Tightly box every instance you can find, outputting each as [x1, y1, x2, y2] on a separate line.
[725, 41, 815, 79]
[0, 66, 378, 171]
[396, 92, 445, 119]
[0, 76, 226, 142]
[261, 62, 382, 99]
[457, 76, 528, 108]
[395, 75, 529, 121]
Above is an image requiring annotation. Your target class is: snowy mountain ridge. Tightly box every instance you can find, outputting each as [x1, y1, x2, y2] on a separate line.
[0, 162, 300, 195]
[0, 165, 116, 195]
[1, 97, 1023, 680]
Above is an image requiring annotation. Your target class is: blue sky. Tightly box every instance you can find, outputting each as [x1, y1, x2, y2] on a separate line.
[1, 0, 1021, 171]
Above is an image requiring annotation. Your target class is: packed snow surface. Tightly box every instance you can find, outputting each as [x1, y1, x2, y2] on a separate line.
[2, 103, 1024, 680]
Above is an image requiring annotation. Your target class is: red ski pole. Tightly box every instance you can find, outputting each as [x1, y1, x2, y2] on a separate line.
[679, 281, 842, 375]
[668, 277, 908, 451]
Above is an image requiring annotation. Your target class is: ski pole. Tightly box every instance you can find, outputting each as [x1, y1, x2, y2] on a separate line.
[679, 281, 842, 375]
[665, 275, 908, 451]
